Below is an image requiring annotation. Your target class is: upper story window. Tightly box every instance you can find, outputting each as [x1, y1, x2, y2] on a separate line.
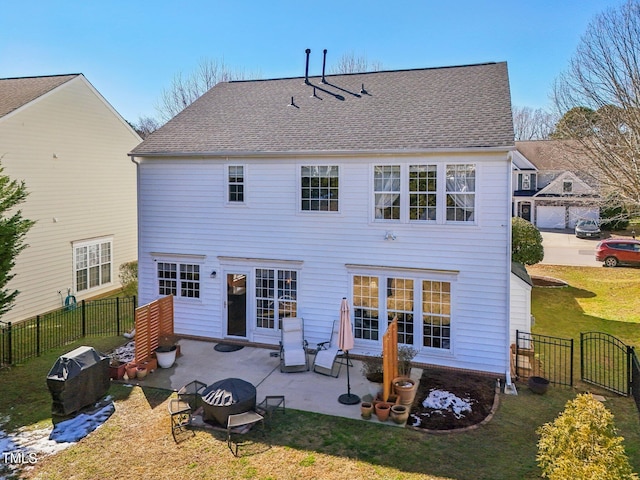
[301, 166, 339, 212]
[409, 165, 437, 221]
[228, 165, 244, 203]
[446, 164, 475, 222]
[158, 262, 200, 299]
[517, 172, 536, 191]
[374, 163, 476, 223]
[74, 238, 112, 293]
[563, 180, 573, 194]
[374, 165, 401, 220]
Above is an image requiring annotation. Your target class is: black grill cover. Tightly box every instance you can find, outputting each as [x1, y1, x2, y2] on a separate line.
[201, 378, 256, 426]
[46, 346, 110, 416]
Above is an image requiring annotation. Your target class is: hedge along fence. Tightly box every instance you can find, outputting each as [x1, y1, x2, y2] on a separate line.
[134, 295, 174, 364]
[0, 296, 137, 366]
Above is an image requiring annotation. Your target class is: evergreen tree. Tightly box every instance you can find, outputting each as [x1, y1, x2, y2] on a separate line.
[512, 217, 544, 266]
[0, 162, 35, 318]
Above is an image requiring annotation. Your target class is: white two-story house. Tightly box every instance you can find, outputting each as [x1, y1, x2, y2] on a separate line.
[130, 59, 516, 376]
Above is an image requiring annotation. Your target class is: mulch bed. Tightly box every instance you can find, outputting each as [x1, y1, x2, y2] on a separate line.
[408, 367, 497, 431]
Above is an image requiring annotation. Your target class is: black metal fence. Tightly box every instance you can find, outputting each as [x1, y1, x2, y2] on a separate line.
[0, 296, 136, 366]
[514, 330, 574, 387]
[581, 331, 633, 396]
[631, 349, 640, 413]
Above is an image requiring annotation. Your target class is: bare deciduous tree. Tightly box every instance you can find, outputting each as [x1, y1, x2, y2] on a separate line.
[553, 0, 640, 212]
[155, 58, 253, 122]
[512, 106, 556, 140]
[330, 52, 383, 74]
[131, 115, 161, 139]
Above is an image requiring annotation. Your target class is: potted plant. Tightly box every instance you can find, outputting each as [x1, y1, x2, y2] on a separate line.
[155, 334, 178, 369]
[108, 354, 126, 380]
[360, 352, 384, 399]
[398, 345, 418, 377]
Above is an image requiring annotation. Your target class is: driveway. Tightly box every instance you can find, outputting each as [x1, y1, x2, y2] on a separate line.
[540, 229, 602, 267]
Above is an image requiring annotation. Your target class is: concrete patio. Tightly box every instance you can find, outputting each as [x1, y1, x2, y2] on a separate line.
[130, 338, 422, 425]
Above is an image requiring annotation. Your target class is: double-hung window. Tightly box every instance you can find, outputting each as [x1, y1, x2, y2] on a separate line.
[74, 238, 112, 293]
[157, 262, 200, 299]
[374, 165, 401, 220]
[446, 164, 475, 222]
[301, 166, 339, 212]
[228, 165, 244, 203]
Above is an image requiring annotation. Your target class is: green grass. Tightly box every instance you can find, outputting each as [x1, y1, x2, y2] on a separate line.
[1, 267, 639, 479]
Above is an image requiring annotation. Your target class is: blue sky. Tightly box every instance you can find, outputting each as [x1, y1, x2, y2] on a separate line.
[1, 0, 623, 123]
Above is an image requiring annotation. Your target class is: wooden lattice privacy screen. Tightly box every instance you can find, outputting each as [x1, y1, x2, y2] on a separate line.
[134, 295, 174, 363]
[382, 317, 399, 401]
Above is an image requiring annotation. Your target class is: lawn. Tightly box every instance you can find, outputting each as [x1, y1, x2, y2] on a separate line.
[1, 265, 638, 479]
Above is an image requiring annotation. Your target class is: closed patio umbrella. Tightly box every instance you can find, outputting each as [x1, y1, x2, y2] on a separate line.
[338, 297, 360, 405]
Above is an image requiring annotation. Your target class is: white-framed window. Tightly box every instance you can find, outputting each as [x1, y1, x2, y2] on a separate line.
[352, 271, 452, 350]
[300, 166, 339, 212]
[563, 180, 573, 194]
[73, 237, 112, 293]
[157, 261, 200, 299]
[409, 165, 437, 221]
[446, 164, 475, 222]
[373, 163, 476, 224]
[374, 165, 401, 220]
[255, 268, 297, 329]
[227, 165, 245, 203]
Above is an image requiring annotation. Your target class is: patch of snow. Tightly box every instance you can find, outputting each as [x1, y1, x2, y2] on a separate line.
[0, 397, 115, 479]
[109, 341, 135, 364]
[422, 389, 475, 419]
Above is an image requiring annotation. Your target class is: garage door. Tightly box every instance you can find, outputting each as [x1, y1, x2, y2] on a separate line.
[568, 207, 599, 228]
[536, 206, 566, 229]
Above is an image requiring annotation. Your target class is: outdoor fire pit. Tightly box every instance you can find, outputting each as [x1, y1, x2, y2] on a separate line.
[200, 377, 256, 426]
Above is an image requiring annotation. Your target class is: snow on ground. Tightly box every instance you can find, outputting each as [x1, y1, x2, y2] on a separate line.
[422, 389, 475, 419]
[1, 398, 115, 479]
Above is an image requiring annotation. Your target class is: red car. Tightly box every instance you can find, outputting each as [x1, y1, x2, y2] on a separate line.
[595, 238, 640, 267]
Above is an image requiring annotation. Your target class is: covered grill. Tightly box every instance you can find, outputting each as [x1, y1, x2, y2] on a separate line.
[46, 346, 110, 416]
[200, 378, 256, 426]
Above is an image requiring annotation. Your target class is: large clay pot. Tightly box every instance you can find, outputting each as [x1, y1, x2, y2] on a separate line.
[390, 404, 409, 424]
[125, 363, 138, 380]
[393, 376, 417, 405]
[136, 367, 148, 379]
[374, 402, 392, 422]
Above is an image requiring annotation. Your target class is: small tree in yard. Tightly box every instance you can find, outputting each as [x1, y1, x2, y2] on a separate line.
[0, 162, 35, 318]
[512, 217, 544, 265]
[537, 393, 638, 480]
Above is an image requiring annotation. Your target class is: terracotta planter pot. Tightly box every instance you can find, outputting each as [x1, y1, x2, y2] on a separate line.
[109, 362, 126, 380]
[125, 363, 138, 380]
[360, 402, 373, 419]
[393, 376, 417, 405]
[374, 402, 392, 422]
[136, 367, 148, 379]
[390, 404, 409, 424]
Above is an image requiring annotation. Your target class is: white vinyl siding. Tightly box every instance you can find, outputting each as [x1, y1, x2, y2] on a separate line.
[137, 151, 510, 375]
[0, 76, 138, 322]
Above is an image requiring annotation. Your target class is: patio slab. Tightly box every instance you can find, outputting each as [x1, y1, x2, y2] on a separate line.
[132, 338, 421, 425]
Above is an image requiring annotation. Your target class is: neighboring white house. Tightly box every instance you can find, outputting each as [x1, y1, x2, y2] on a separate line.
[0, 74, 140, 323]
[513, 140, 600, 229]
[130, 60, 516, 376]
[510, 262, 533, 346]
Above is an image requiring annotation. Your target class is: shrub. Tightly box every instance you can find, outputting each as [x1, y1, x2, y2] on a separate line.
[118, 261, 138, 297]
[536, 393, 637, 479]
[512, 217, 544, 265]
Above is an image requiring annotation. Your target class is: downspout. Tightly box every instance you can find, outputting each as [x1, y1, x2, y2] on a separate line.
[130, 156, 142, 302]
[505, 150, 517, 394]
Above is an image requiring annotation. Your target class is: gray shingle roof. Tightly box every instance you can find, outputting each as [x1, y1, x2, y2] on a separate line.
[0, 74, 79, 118]
[516, 139, 593, 171]
[132, 62, 514, 156]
